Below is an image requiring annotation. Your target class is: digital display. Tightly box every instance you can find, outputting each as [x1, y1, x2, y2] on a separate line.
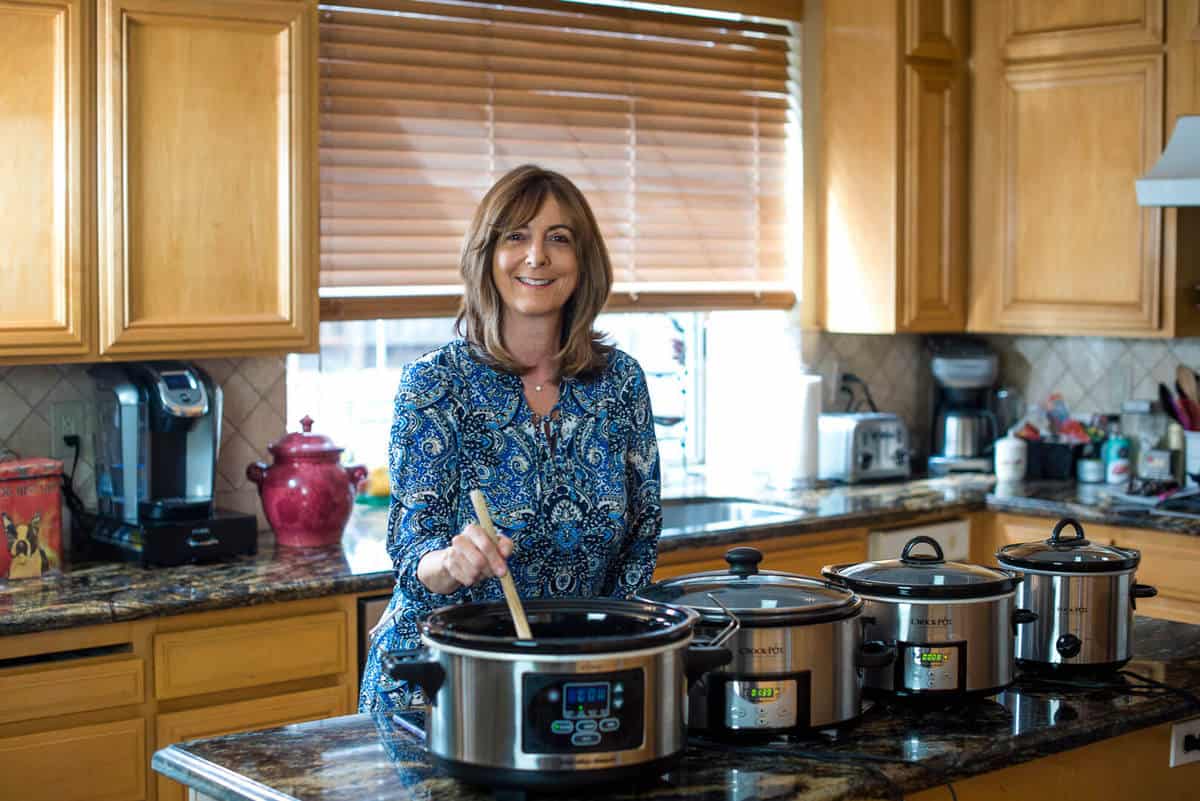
[162, 373, 194, 390]
[747, 687, 777, 700]
[917, 651, 950, 667]
[563, 682, 610, 720]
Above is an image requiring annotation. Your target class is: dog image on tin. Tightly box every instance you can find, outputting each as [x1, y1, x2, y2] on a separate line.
[3, 512, 55, 579]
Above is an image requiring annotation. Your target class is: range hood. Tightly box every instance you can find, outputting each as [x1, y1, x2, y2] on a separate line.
[1137, 116, 1200, 206]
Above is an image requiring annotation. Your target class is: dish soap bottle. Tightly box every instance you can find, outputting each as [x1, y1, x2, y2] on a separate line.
[1102, 421, 1132, 486]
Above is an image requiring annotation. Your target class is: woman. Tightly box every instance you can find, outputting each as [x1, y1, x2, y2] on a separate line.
[360, 165, 662, 714]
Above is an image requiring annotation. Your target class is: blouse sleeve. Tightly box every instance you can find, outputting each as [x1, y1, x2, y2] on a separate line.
[387, 359, 471, 608]
[603, 359, 662, 597]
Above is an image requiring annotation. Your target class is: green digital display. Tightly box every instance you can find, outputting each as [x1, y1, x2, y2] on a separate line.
[919, 652, 949, 666]
[748, 687, 777, 699]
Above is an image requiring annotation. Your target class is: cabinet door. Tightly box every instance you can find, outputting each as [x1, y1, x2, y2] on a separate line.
[0, 0, 90, 361]
[0, 718, 145, 801]
[899, 60, 966, 331]
[1109, 528, 1200, 625]
[971, 52, 1164, 335]
[156, 686, 347, 801]
[97, 0, 317, 358]
[1004, 0, 1163, 60]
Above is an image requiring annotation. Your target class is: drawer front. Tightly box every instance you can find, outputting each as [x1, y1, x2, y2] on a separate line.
[154, 611, 347, 700]
[156, 686, 348, 801]
[0, 718, 145, 801]
[0, 655, 144, 725]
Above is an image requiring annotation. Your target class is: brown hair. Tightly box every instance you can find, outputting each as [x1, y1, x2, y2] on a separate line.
[455, 165, 613, 378]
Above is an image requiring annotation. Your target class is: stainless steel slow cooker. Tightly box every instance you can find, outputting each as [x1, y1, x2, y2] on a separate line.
[383, 598, 730, 790]
[823, 535, 1037, 700]
[634, 547, 893, 736]
[996, 517, 1157, 673]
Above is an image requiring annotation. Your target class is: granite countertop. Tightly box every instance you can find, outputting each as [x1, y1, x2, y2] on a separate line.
[152, 617, 1200, 801]
[5, 473, 1200, 637]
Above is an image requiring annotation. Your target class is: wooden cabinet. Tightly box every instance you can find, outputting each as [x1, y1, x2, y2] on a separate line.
[0, 0, 91, 361]
[655, 527, 868, 579]
[96, 0, 317, 358]
[0, 718, 146, 801]
[982, 513, 1200, 625]
[0, 0, 317, 366]
[967, 0, 1200, 337]
[821, 0, 967, 334]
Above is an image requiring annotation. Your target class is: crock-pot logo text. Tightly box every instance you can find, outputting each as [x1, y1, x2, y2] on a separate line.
[739, 645, 785, 656]
[1057, 606, 1088, 613]
[912, 617, 952, 627]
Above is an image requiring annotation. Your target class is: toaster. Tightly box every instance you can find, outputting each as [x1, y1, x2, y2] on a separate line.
[818, 413, 911, 483]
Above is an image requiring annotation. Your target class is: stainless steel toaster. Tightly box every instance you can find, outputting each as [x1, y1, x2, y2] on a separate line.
[818, 413, 911, 483]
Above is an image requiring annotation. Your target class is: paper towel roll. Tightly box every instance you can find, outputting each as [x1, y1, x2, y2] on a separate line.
[769, 373, 822, 488]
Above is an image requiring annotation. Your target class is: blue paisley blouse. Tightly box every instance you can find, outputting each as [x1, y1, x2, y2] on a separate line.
[359, 339, 662, 713]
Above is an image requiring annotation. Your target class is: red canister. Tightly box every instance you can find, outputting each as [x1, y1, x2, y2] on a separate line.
[0, 458, 64, 579]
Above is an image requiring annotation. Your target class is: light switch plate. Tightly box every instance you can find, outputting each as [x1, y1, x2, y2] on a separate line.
[1169, 716, 1200, 768]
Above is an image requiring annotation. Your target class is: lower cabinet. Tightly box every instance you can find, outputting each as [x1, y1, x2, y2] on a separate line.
[654, 528, 868, 579]
[156, 687, 348, 801]
[0, 718, 146, 801]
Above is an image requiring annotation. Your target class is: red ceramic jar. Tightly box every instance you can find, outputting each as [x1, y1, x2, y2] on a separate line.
[247, 416, 367, 548]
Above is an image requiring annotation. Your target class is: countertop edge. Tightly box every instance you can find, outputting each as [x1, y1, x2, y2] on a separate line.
[153, 746, 300, 801]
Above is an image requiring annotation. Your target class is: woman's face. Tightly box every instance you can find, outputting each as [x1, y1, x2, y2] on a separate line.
[491, 195, 580, 325]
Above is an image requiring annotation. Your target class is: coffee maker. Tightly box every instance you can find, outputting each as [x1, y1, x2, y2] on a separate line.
[927, 337, 999, 475]
[88, 361, 257, 565]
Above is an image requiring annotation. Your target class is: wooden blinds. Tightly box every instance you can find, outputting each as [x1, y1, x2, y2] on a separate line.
[318, 0, 799, 317]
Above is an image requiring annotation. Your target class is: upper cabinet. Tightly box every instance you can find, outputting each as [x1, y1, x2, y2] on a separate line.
[822, 0, 968, 334]
[0, 0, 90, 361]
[969, 0, 1200, 337]
[0, 0, 317, 365]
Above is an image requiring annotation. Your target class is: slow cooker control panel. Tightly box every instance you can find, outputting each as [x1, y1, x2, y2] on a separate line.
[897, 642, 965, 692]
[722, 677, 805, 730]
[521, 669, 644, 754]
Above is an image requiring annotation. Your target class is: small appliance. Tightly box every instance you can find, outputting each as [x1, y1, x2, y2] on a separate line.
[87, 361, 257, 566]
[928, 336, 999, 475]
[817, 413, 911, 483]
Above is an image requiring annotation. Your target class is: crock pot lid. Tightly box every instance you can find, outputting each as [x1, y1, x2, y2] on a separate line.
[823, 535, 1020, 598]
[634, 546, 860, 623]
[422, 598, 696, 654]
[996, 517, 1140, 572]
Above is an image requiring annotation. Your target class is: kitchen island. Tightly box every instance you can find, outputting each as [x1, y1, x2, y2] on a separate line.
[153, 617, 1200, 801]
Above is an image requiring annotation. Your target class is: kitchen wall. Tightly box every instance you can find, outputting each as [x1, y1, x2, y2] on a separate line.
[0, 358, 286, 529]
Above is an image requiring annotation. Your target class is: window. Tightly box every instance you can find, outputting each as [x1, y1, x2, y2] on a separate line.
[317, 0, 801, 319]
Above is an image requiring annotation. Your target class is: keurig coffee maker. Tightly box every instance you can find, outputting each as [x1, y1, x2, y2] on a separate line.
[927, 337, 999, 475]
[88, 362, 257, 565]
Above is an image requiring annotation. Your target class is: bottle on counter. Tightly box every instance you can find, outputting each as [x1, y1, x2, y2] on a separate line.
[1102, 421, 1133, 486]
[1076, 442, 1105, 484]
[1167, 422, 1186, 484]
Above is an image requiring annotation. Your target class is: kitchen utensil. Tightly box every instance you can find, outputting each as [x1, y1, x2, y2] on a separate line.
[822, 536, 1036, 700]
[1159, 383, 1189, 430]
[817, 413, 911, 483]
[996, 518, 1156, 673]
[469, 489, 532, 640]
[634, 547, 893, 736]
[382, 598, 731, 789]
[1178, 365, 1199, 408]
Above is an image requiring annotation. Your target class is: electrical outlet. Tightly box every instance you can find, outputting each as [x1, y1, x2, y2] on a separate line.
[49, 400, 87, 463]
[1169, 716, 1200, 767]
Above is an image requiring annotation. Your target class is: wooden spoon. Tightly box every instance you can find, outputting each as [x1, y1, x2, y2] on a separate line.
[468, 489, 533, 640]
[1178, 364, 1200, 408]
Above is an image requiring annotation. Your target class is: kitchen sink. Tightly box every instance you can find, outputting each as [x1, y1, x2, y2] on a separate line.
[660, 497, 808, 538]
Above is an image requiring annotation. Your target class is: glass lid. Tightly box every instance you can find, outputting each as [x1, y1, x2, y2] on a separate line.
[422, 598, 696, 654]
[821, 536, 1021, 599]
[996, 518, 1140, 573]
[634, 547, 861, 626]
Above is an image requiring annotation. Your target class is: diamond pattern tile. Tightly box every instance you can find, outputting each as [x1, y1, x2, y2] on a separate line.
[9, 365, 61, 408]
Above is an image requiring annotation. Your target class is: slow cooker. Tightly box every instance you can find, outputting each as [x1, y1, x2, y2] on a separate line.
[823, 535, 1037, 699]
[635, 546, 892, 736]
[996, 517, 1157, 673]
[383, 598, 730, 790]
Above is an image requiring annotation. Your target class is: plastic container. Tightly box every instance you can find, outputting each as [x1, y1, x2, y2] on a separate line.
[0, 458, 64, 579]
[1102, 423, 1133, 485]
[994, 434, 1028, 481]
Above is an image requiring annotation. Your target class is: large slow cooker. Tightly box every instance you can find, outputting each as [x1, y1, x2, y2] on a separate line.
[996, 517, 1157, 673]
[635, 547, 891, 736]
[383, 598, 730, 790]
[823, 535, 1037, 699]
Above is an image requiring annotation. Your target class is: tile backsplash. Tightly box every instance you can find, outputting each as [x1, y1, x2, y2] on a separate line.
[0, 358, 287, 530]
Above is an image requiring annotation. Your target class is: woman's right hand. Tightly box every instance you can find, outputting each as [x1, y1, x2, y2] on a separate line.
[417, 523, 515, 595]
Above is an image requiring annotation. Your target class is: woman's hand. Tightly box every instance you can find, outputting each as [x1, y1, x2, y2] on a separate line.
[417, 523, 515, 595]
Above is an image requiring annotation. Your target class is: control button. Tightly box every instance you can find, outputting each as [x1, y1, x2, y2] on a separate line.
[547, 689, 561, 703]
[571, 732, 601, 747]
[730, 708, 746, 719]
[858, 452, 874, 470]
[179, 394, 191, 403]
[551, 720, 574, 735]
[613, 698, 624, 709]
[1056, 633, 1082, 658]
[576, 720, 598, 732]
[599, 718, 620, 732]
[613, 683, 624, 694]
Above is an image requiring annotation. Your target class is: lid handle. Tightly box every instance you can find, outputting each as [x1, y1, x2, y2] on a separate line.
[1048, 518, 1090, 547]
[900, 535, 945, 564]
[725, 547, 763, 577]
[300, 415, 314, 433]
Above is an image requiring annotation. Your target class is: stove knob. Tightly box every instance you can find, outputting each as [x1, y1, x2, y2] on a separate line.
[1056, 633, 1082, 658]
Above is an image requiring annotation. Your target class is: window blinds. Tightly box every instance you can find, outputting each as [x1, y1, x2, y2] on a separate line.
[318, 0, 800, 318]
